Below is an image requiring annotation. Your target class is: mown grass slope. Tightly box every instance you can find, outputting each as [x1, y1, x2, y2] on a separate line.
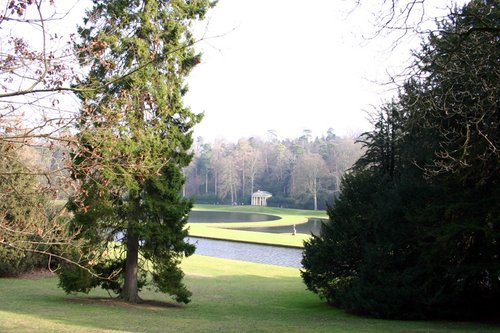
[1, 255, 498, 333]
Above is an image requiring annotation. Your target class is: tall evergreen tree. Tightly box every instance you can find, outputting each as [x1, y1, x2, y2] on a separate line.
[302, 0, 499, 319]
[58, 0, 211, 304]
[400, 0, 500, 317]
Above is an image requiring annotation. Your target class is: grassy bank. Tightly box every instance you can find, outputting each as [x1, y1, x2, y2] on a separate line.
[1, 255, 498, 333]
[188, 205, 328, 247]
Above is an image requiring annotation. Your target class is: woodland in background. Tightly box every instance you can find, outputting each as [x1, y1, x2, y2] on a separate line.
[183, 130, 363, 210]
[3, 0, 498, 319]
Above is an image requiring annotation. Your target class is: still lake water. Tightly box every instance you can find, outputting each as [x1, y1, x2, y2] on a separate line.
[116, 210, 311, 267]
[188, 237, 303, 268]
[188, 210, 280, 223]
[188, 211, 326, 236]
[186, 211, 328, 267]
[226, 219, 326, 237]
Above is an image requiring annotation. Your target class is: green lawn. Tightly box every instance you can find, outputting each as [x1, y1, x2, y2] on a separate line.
[10, 204, 493, 332]
[188, 205, 328, 247]
[1, 255, 499, 333]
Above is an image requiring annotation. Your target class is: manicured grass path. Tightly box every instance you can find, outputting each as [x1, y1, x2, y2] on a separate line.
[188, 205, 328, 247]
[1, 255, 499, 333]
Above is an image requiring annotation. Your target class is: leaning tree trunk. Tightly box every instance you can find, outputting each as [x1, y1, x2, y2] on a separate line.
[122, 223, 140, 303]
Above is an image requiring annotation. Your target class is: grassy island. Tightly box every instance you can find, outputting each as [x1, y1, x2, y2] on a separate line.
[188, 204, 328, 248]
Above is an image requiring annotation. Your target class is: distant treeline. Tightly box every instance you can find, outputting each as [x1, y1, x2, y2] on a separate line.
[184, 129, 363, 210]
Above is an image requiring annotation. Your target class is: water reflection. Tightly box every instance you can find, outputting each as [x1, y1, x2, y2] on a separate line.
[186, 212, 327, 267]
[226, 219, 326, 236]
[188, 237, 303, 268]
[189, 211, 280, 223]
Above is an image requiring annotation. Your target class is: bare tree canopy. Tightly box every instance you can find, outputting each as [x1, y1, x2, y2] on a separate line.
[0, 1, 87, 276]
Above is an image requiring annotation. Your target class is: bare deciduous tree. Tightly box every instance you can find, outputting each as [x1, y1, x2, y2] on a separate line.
[0, 1, 84, 272]
[292, 152, 329, 210]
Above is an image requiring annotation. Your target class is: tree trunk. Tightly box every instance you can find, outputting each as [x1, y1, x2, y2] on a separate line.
[241, 164, 245, 203]
[214, 169, 218, 198]
[313, 177, 318, 211]
[230, 180, 235, 204]
[205, 168, 208, 193]
[250, 174, 255, 198]
[122, 223, 140, 303]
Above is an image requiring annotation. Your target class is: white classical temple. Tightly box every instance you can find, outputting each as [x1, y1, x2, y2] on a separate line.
[251, 190, 272, 206]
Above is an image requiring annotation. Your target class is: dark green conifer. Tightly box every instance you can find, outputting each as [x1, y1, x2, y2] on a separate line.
[58, 0, 211, 304]
[302, 0, 499, 319]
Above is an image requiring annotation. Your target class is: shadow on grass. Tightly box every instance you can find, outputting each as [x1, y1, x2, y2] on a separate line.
[65, 296, 184, 309]
[0, 274, 340, 333]
[1, 263, 500, 333]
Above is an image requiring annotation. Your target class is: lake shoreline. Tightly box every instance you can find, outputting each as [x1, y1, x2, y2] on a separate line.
[187, 234, 303, 249]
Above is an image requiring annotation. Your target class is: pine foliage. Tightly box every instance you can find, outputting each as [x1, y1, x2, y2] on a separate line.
[58, 0, 211, 304]
[301, 0, 500, 320]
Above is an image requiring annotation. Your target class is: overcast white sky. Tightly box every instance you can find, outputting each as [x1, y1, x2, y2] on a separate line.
[48, 0, 464, 142]
[184, 0, 429, 142]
